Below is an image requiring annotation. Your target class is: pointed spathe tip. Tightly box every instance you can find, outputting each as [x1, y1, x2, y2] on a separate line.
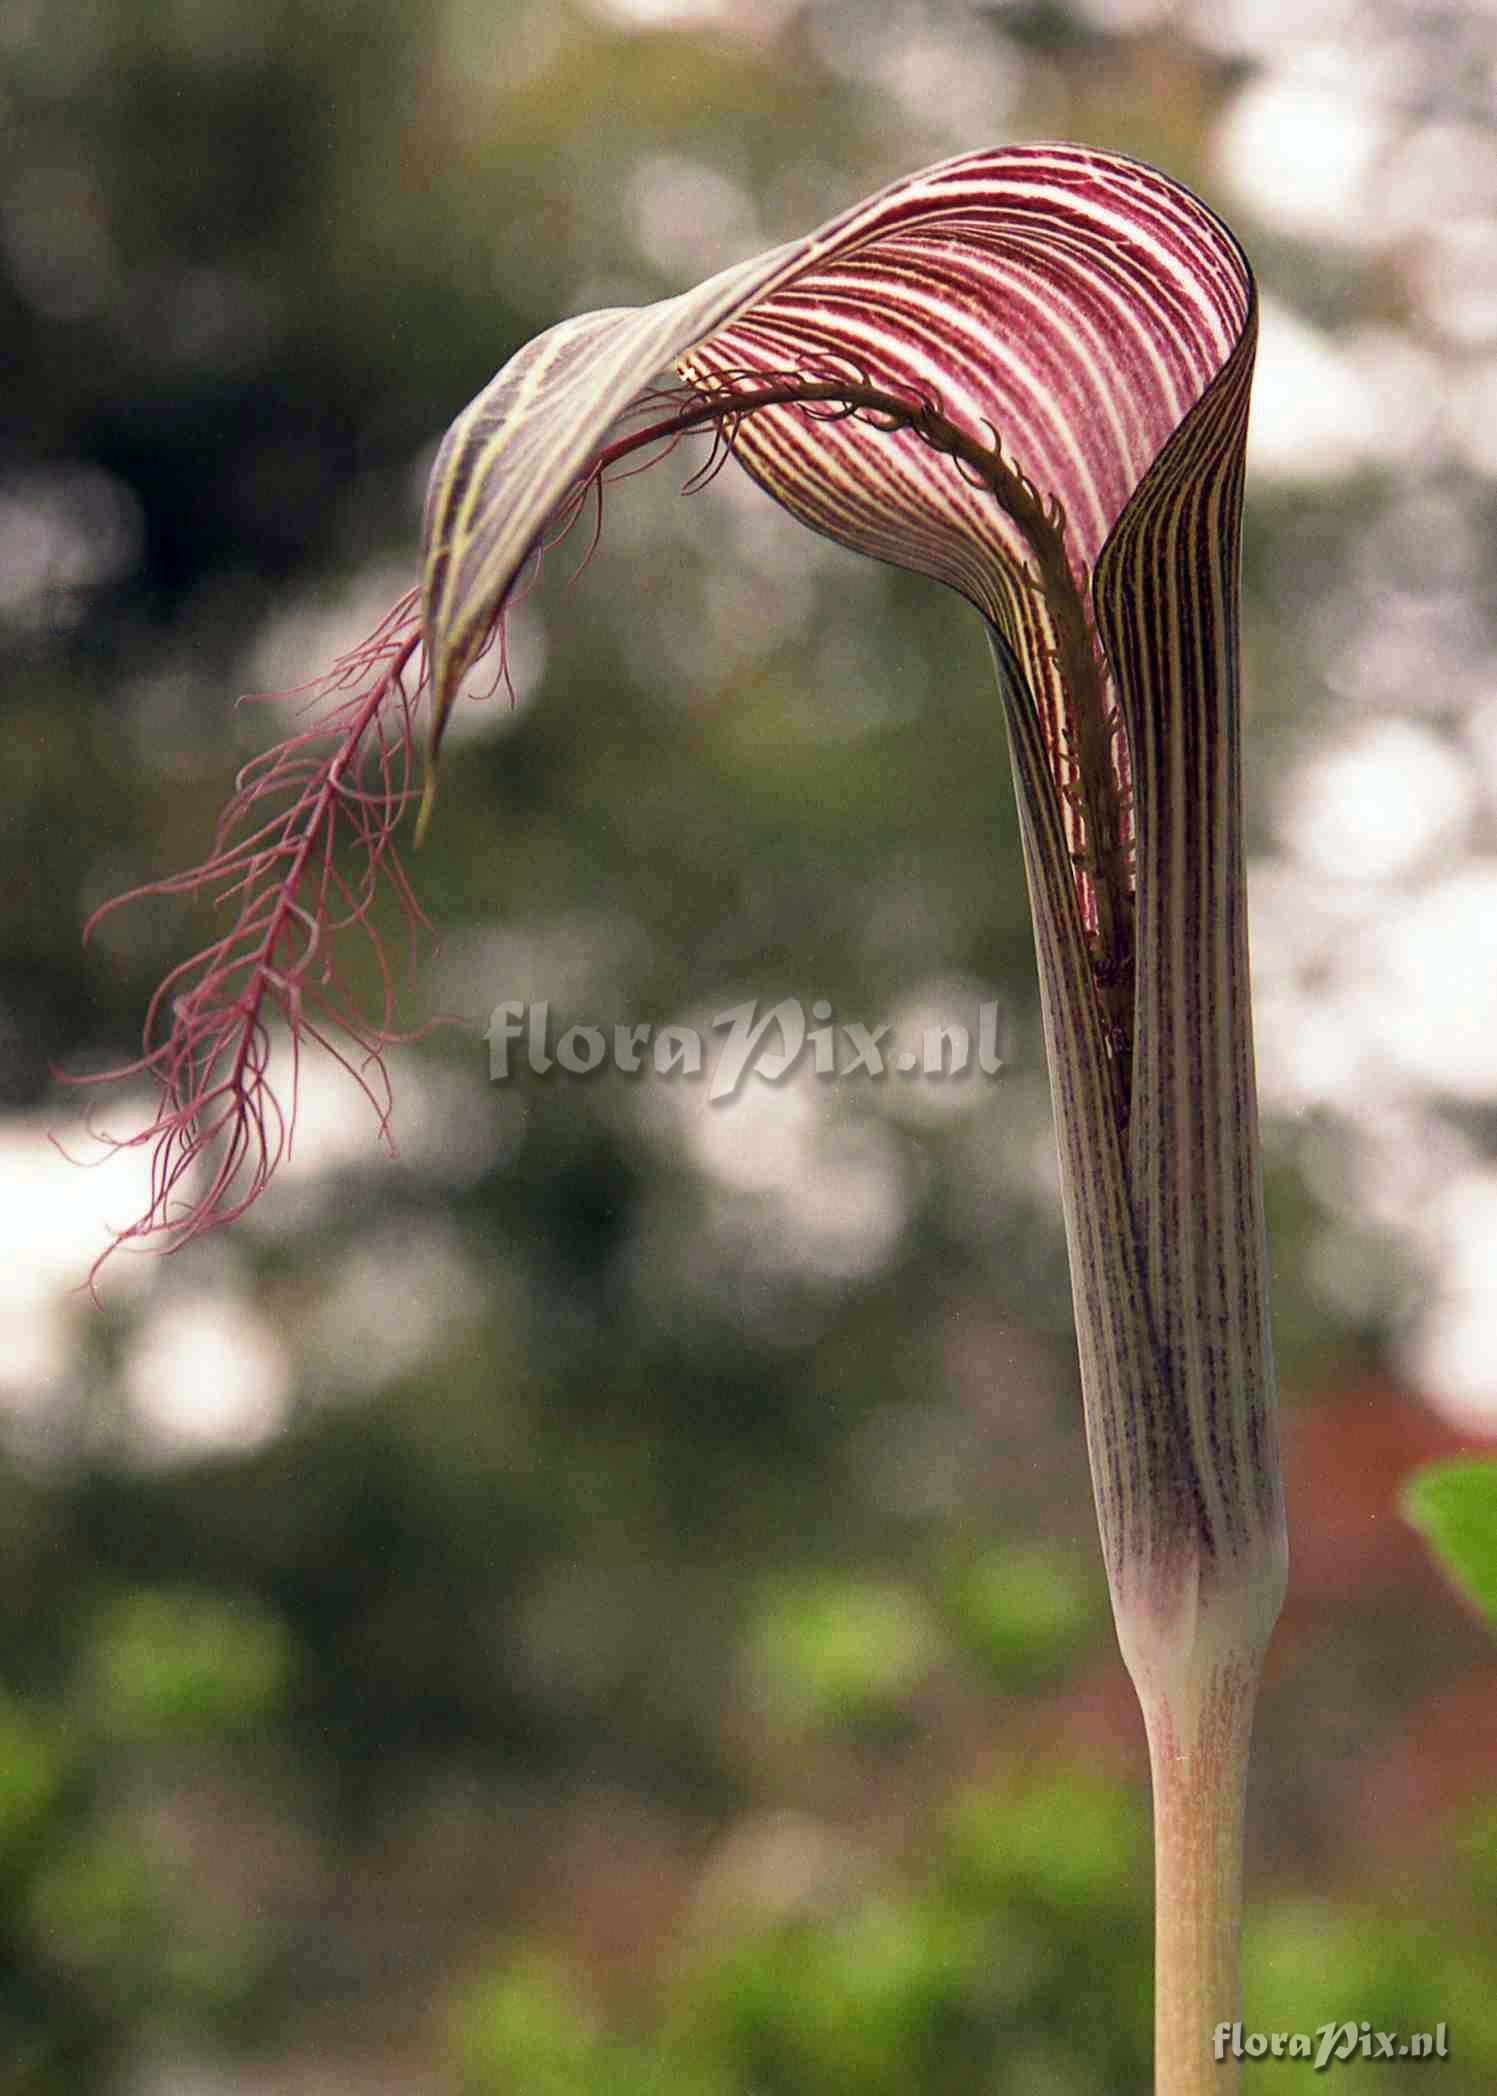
[413, 762, 440, 849]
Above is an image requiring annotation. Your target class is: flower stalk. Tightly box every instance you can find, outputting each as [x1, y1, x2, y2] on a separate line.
[83, 144, 1285, 2090]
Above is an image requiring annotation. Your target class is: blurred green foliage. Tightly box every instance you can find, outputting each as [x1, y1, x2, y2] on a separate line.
[747, 1575, 937, 1733]
[448, 1775, 1153, 2096]
[0, 1605, 269, 2090]
[941, 1544, 1106, 1690]
[89, 1589, 293, 1747]
[1245, 1891, 1497, 2089]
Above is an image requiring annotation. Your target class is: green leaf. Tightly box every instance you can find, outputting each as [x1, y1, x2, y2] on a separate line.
[1401, 1459, 1497, 1633]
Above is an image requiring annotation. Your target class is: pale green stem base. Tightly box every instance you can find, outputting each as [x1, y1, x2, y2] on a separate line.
[1115, 1545, 1283, 2096]
[1140, 1652, 1262, 2095]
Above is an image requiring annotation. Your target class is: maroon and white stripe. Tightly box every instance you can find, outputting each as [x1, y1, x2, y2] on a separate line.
[420, 144, 1278, 1593]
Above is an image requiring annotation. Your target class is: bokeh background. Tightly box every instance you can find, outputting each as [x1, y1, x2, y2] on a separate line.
[6, 0, 1497, 2088]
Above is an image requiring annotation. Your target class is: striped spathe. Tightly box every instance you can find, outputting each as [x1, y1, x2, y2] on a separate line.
[419, 143, 1282, 1621]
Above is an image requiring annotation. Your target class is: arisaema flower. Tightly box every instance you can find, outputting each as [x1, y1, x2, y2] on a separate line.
[83, 144, 1285, 2092]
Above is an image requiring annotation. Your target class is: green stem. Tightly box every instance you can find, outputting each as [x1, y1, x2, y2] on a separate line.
[1116, 1556, 1282, 2096]
[1144, 1658, 1260, 2093]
